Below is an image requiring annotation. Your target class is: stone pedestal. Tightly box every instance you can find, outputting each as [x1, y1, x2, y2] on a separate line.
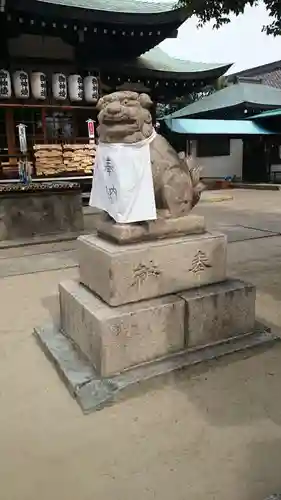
[34, 216, 279, 413]
[78, 232, 227, 306]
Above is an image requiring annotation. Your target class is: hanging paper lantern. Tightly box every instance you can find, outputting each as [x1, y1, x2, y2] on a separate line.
[68, 74, 83, 102]
[84, 75, 99, 103]
[13, 70, 29, 99]
[0, 70, 11, 99]
[31, 72, 47, 100]
[52, 73, 67, 100]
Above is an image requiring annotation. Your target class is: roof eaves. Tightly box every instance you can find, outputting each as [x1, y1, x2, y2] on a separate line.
[136, 48, 232, 79]
[247, 108, 281, 120]
[14, 0, 187, 25]
[163, 117, 277, 135]
[35, 0, 178, 13]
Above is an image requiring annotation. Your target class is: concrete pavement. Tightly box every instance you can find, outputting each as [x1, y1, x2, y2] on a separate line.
[1, 189, 281, 500]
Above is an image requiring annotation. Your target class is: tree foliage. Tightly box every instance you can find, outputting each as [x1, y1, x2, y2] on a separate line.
[156, 89, 212, 117]
[178, 0, 281, 35]
[156, 77, 229, 118]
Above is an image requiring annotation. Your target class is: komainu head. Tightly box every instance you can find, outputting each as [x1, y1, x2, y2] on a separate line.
[97, 91, 154, 144]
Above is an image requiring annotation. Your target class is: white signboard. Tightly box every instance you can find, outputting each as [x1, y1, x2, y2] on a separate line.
[17, 123, 27, 153]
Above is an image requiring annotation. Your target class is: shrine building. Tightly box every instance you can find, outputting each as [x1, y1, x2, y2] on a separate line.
[0, 0, 231, 181]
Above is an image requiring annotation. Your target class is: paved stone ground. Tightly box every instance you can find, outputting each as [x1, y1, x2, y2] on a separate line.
[1, 189, 281, 500]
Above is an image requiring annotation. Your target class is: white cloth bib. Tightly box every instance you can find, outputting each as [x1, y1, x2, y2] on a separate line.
[89, 131, 157, 223]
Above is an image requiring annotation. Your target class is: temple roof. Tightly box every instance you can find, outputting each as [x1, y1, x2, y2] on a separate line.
[165, 82, 281, 117]
[137, 48, 231, 78]
[11, 0, 186, 25]
[35, 0, 178, 14]
[6, 1, 230, 84]
[106, 47, 231, 81]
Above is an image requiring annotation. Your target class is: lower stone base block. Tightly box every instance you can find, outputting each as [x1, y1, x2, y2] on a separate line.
[60, 278, 257, 377]
[59, 280, 185, 377]
[180, 279, 256, 347]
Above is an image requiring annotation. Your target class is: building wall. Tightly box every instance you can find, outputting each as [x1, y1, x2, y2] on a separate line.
[189, 138, 243, 179]
[8, 34, 75, 60]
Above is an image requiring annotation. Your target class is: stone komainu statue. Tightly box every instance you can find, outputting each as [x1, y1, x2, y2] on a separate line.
[97, 91, 204, 218]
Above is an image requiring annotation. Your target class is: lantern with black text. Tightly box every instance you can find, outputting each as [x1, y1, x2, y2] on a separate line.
[52, 73, 67, 100]
[68, 74, 83, 102]
[84, 76, 99, 103]
[13, 71, 29, 99]
[31, 72, 47, 100]
[0, 70, 11, 99]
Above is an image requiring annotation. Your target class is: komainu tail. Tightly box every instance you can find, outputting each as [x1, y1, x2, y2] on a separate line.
[177, 152, 206, 209]
[185, 155, 206, 207]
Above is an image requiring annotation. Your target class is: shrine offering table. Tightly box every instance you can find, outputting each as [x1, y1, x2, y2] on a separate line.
[0, 182, 84, 241]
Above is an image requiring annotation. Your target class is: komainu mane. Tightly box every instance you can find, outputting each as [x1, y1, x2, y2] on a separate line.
[97, 91, 204, 218]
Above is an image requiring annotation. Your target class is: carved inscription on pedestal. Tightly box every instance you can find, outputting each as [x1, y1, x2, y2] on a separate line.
[189, 250, 212, 275]
[131, 260, 161, 288]
[110, 322, 132, 339]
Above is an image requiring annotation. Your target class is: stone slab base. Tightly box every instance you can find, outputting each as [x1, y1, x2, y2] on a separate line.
[78, 232, 227, 306]
[34, 323, 280, 414]
[59, 280, 185, 377]
[95, 213, 206, 244]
